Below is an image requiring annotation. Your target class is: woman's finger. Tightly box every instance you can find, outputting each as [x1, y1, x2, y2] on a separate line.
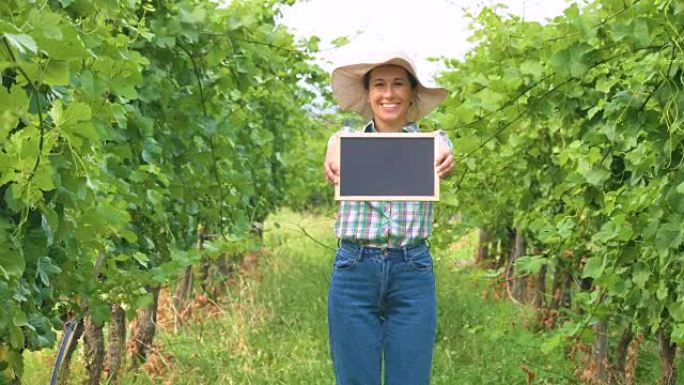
[324, 161, 339, 184]
[323, 163, 333, 184]
[437, 154, 454, 177]
[443, 153, 454, 171]
[434, 151, 447, 166]
[435, 152, 451, 168]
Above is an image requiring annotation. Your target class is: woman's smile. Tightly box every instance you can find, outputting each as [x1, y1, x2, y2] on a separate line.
[381, 103, 400, 111]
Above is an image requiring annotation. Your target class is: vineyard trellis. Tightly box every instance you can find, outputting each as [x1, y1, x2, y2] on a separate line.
[0, 0, 328, 383]
[432, 0, 684, 383]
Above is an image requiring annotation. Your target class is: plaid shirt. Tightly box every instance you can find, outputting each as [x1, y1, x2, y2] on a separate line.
[329, 121, 453, 246]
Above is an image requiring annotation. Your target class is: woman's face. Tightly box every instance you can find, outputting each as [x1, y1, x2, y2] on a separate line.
[367, 65, 413, 127]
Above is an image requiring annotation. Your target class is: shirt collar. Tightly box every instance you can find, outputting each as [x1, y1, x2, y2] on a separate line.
[363, 120, 419, 133]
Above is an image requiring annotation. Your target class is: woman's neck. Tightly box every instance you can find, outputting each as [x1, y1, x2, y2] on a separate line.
[374, 119, 407, 133]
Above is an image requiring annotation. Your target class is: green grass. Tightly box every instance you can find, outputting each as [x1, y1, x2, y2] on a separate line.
[127, 208, 574, 385]
[23, 209, 671, 384]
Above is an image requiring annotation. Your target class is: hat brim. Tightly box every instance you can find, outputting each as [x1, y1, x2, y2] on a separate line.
[331, 57, 447, 120]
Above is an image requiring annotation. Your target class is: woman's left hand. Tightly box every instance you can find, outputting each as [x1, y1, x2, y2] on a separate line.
[435, 140, 454, 178]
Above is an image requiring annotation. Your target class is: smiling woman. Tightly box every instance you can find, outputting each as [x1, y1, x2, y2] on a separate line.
[321, 52, 453, 385]
[364, 65, 416, 132]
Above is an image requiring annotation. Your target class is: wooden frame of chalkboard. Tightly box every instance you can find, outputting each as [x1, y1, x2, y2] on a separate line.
[334, 132, 439, 201]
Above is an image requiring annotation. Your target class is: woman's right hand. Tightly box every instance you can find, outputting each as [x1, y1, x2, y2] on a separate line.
[323, 140, 340, 185]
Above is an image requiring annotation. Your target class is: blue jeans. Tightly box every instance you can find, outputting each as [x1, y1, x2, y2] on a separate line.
[327, 240, 437, 385]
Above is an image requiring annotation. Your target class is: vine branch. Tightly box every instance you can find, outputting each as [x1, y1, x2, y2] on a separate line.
[2, 36, 46, 182]
[178, 41, 228, 241]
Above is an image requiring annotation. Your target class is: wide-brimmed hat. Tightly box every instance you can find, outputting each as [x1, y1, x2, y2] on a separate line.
[330, 52, 448, 120]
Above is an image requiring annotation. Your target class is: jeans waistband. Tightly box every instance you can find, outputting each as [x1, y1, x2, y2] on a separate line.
[339, 239, 427, 251]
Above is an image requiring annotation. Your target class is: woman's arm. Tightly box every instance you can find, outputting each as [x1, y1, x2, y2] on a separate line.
[435, 130, 454, 178]
[324, 137, 340, 185]
[323, 128, 352, 185]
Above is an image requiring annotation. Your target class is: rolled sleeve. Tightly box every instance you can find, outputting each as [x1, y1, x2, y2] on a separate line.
[437, 130, 453, 152]
[326, 126, 355, 151]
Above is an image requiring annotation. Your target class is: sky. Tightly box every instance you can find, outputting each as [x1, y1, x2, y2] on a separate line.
[279, 0, 582, 86]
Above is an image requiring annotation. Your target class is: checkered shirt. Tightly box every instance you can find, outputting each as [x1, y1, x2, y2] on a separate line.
[328, 121, 452, 246]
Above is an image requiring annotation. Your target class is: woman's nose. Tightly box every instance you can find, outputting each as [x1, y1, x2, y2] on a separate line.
[383, 86, 395, 98]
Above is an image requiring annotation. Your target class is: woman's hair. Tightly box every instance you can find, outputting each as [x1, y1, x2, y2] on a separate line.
[363, 66, 418, 90]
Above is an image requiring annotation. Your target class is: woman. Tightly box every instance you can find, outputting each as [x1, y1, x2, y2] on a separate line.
[323, 52, 454, 385]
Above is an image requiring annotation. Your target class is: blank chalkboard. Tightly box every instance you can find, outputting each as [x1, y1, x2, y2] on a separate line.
[334, 132, 439, 201]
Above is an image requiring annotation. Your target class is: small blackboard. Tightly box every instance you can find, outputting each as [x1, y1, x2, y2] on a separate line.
[334, 132, 439, 201]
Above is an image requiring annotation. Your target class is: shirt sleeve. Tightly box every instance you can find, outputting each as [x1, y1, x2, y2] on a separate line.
[437, 130, 453, 152]
[326, 126, 354, 150]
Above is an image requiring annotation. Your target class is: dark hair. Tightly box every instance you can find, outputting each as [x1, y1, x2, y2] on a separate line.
[363, 66, 418, 90]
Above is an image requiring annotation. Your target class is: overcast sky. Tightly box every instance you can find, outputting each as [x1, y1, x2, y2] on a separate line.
[280, 0, 583, 86]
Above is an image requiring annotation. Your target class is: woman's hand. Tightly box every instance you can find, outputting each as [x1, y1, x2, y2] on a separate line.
[323, 140, 340, 185]
[435, 138, 454, 178]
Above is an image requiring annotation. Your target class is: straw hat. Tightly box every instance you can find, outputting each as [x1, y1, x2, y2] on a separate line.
[330, 52, 448, 120]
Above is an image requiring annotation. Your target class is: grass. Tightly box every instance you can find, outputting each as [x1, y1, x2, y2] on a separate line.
[129, 208, 573, 385]
[22, 208, 672, 384]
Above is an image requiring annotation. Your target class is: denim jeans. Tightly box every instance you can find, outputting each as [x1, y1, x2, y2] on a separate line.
[327, 240, 437, 385]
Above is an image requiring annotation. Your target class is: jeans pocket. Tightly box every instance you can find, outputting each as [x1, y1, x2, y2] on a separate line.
[408, 247, 433, 272]
[333, 247, 359, 271]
